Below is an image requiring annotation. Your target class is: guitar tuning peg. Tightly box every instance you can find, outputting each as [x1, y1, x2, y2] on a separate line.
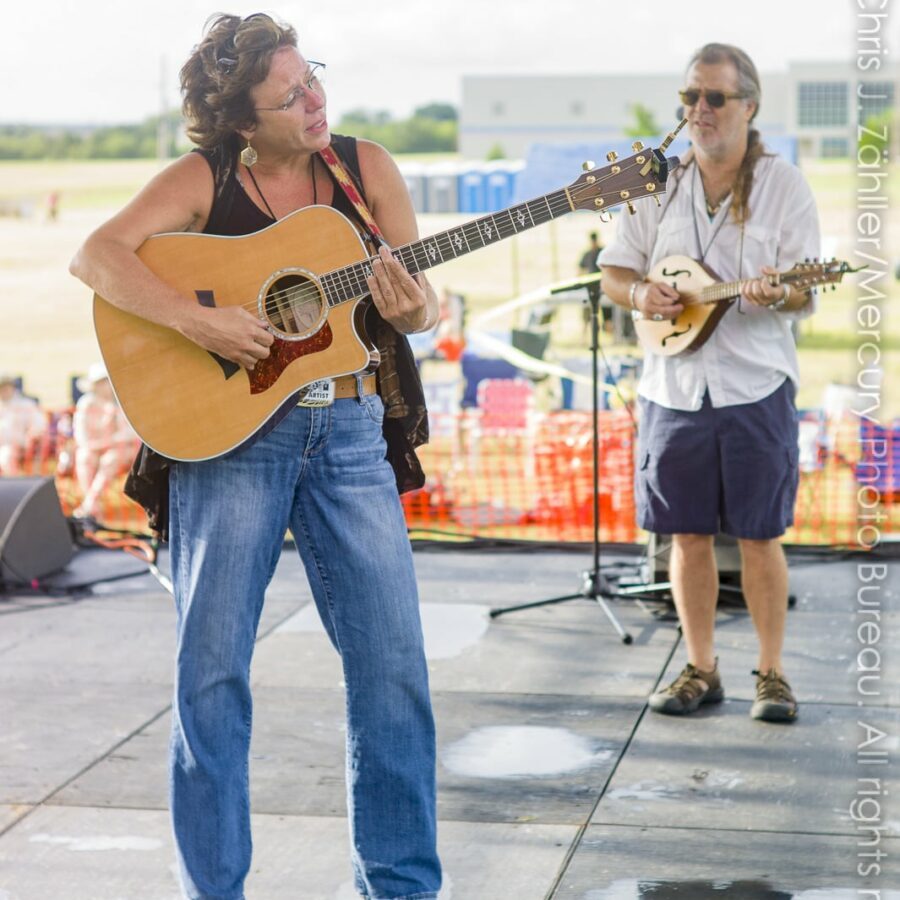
[606, 150, 618, 162]
[582, 160, 595, 172]
[626, 201, 636, 215]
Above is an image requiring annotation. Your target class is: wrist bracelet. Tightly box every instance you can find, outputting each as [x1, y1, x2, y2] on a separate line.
[629, 280, 641, 310]
[770, 283, 790, 310]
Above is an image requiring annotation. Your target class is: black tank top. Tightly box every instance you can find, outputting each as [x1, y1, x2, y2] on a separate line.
[194, 132, 364, 236]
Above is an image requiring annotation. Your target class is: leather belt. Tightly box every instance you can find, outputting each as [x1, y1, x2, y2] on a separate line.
[333, 373, 376, 399]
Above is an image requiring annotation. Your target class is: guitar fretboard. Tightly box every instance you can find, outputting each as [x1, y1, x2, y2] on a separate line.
[318, 189, 573, 306]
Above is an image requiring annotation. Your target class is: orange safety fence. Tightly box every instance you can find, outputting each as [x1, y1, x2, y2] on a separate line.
[4, 406, 899, 548]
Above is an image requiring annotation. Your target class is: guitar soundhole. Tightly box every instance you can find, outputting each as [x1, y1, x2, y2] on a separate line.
[262, 272, 324, 340]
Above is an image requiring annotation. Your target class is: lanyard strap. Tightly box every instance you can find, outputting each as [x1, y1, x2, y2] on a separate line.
[317, 144, 387, 246]
[690, 164, 733, 263]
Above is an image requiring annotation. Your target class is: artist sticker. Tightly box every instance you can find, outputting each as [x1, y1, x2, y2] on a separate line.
[297, 379, 335, 407]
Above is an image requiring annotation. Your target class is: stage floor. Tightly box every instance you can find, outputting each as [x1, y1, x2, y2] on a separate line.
[0, 545, 897, 899]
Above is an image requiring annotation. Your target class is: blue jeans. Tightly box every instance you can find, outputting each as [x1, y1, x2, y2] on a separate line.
[168, 393, 441, 900]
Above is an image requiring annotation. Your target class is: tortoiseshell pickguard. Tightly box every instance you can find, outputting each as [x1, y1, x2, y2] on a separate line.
[247, 323, 334, 394]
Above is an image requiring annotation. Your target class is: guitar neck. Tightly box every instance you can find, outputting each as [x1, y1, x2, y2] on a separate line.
[319, 189, 573, 307]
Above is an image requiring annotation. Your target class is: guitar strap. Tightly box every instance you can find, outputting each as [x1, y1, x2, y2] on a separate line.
[317, 144, 388, 248]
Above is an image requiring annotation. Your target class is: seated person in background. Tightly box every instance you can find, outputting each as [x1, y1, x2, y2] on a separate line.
[0, 374, 46, 475]
[434, 287, 466, 361]
[72, 363, 138, 520]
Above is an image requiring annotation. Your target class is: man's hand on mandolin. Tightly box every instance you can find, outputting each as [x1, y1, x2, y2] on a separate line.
[634, 280, 685, 322]
[742, 265, 787, 308]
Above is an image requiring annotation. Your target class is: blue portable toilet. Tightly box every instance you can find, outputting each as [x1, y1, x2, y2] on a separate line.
[424, 162, 460, 214]
[457, 164, 487, 213]
[484, 160, 525, 212]
[399, 163, 428, 213]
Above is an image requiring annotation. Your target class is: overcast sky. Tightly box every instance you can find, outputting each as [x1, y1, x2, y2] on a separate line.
[4, 0, 895, 126]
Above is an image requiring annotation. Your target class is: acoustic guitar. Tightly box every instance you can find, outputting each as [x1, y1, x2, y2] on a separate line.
[95, 141, 679, 461]
[632, 255, 860, 356]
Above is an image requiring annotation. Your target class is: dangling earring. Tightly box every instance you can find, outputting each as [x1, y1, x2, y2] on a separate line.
[240, 140, 258, 168]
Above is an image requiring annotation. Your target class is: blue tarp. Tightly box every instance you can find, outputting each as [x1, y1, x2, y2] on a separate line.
[512, 134, 798, 206]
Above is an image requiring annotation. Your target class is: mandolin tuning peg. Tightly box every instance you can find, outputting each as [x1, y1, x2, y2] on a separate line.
[597, 211, 612, 223]
[582, 160, 595, 171]
[654, 195, 662, 207]
[626, 201, 636, 215]
[606, 150, 618, 162]
[632, 140, 644, 151]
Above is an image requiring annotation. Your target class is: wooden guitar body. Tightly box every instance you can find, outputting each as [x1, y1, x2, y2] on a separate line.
[633, 255, 731, 357]
[93, 205, 376, 461]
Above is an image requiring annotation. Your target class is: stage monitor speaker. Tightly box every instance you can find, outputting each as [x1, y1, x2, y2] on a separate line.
[0, 476, 75, 584]
[647, 532, 742, 584]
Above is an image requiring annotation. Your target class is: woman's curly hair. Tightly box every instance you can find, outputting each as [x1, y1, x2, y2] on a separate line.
[180, 13, 298, 149]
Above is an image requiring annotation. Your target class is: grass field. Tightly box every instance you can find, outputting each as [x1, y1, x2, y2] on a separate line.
[0, 157, 897, 417]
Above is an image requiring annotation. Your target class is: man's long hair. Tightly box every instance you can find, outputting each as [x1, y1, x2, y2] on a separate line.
[180, 13, 298, 150]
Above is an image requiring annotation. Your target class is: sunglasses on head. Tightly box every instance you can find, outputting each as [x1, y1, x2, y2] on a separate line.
[679, 88, 749, 108]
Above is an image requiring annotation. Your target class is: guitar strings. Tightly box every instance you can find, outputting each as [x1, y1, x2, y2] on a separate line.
[246, 192, 576, 316]
[217, 162, 653, 328]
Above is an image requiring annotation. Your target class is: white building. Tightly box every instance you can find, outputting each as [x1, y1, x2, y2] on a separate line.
[460, 62, 899, 160]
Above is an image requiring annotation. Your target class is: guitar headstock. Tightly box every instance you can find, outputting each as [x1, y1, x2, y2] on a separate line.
[567, 143, 677, 216]
[566, 120, 686, 218]
[782, 258, 865, 292]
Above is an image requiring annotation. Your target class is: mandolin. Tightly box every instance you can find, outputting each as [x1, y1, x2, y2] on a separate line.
[94, 140, 679, 460]
[632, 255, 861, 356]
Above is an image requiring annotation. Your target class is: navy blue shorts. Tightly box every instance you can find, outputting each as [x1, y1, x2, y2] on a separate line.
[636, 380, 799, 540]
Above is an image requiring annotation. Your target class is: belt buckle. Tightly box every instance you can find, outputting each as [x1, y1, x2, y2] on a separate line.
[297, 379, 335, 408]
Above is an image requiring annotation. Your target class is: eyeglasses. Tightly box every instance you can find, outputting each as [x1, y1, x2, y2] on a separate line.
[679, 88, 749, 108]
[255, 62, 326, 112]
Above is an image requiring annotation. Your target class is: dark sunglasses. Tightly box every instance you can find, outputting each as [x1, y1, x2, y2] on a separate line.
[679, 88, 749, 108]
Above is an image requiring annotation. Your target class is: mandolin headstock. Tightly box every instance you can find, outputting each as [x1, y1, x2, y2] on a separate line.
[782, 258, 865, 292]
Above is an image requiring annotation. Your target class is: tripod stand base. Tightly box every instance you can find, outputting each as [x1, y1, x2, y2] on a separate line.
[490, 569, 633, 644]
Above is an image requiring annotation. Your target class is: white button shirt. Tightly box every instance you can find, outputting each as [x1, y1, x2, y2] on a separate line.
[599, 153, 820, 411]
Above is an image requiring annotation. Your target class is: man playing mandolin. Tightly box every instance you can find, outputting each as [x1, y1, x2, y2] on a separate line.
[70, 13, 442, 899]
[601, 43, 820, 724]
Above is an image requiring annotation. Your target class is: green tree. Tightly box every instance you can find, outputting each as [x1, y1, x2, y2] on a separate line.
[624, 103, 659, 139]
[413, 102, 457, 122]
[858, 110, 891, 157]
[336, 105, 457, 153]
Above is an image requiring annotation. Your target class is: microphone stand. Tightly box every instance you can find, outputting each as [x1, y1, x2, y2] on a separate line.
[489, 272, 633, 644]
